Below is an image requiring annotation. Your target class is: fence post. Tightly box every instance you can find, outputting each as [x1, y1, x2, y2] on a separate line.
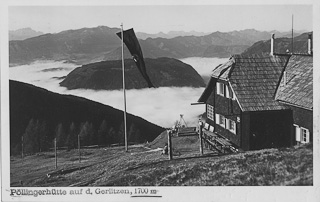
[78, 134, 81, 163]
[167, 130, 173, 160]
[54, 138, 57, 169]
[199, 121, 204, 155]
[21, 136, 24, 159]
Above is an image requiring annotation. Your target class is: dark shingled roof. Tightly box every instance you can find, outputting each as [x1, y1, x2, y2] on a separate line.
[275, 55, 313, 110]
[200, 54, 290, 111]
[229, 55, 289, 111]
[211, 58, 234, 81]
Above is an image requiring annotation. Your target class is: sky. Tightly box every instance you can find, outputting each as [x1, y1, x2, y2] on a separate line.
[8, 4, 313, 34]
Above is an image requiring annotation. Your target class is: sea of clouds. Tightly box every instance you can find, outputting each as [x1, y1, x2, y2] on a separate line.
[9, 57, 227, 128]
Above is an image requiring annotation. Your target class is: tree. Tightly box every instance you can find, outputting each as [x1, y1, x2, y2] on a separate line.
[66, 122, 77, 150]
[23, 119, 40, 154]
[55, 123, 66, 147]
[38, 120, 50, 152]
[98, 120, 109, 145]
[128, 123, 142, 143]
[79, 121, 94, 146]
[108, 127, 117, 145]
[117, 122, 125, 144]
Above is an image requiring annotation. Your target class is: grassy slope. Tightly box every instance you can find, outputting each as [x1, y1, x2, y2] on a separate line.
[102, 143, 313, 186]
[10, 135, 312, 187]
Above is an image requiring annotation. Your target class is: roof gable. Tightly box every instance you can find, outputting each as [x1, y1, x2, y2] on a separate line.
[198, 77, 216, 103]
[275, 55, 313, 110]
[211, 58, 234, 80]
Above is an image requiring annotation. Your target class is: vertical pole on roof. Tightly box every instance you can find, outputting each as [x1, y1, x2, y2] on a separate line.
[199, 121, 204, 155]
[291, 14, 294, 54]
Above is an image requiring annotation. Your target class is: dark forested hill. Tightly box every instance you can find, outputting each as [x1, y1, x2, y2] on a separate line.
[60, 57, 206, 90]
[10, 80, 165, 155]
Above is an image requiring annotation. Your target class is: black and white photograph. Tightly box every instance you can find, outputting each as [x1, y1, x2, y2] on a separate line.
[1, 0, 319, 201]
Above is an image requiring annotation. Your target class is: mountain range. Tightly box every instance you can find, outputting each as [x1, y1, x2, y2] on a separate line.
[9, 26, 307, 66]
[10, 80, 165, 155]
[136, 30, 211, 39]
[9, 28, 44, 41]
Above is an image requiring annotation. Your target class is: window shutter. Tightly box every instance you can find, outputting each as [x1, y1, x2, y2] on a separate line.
[225, 118, 230, 129]
[222, 83, 225, 96]
[204, 123, 209, 130]
[217, 82, 225, 96]
[209, 125, 214, 132]
[234, 122, 237, 134]
[295, 125, 301, 142]
[229, 87, 234, 99]
[215, 114, 219, 124]
[226, 86, 230, 98]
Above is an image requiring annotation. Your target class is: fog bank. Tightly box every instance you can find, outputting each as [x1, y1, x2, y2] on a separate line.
[10, 59, 222, 127]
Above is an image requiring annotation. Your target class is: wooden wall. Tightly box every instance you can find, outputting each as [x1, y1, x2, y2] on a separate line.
[248, 110, 293, 150]
[205, 79, 242, 147]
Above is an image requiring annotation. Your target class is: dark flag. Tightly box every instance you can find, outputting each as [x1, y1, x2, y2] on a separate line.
[116, 28, 154, 88]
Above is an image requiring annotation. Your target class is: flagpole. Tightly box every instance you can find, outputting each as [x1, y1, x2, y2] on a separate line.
[292, 14, 294, 54]
[121, 23, 128, 152]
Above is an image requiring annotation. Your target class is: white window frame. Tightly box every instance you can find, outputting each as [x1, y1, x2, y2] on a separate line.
[207, 104, 214, 121]
[217, 82, 225, 96]
[301, 127, 310, 144]
[294, 124, 310, 144]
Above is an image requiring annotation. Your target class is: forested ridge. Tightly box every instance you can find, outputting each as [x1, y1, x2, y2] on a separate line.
[10, 80, 165, 155]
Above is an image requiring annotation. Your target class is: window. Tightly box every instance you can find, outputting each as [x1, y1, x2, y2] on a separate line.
[219, 115, 225, 127]
[215, 114, 225, 128]
[281, 71, 287, 86]
[225, 86, 234, 99]
[226, 119, 236, 134]
[294, 124, 310, 144]
[218, 82, 235, 100]
[207, 104, 214, 120]
[301, 127, 310, 143]
[229, 119, 236, 134]
[217, 82, 225, 96]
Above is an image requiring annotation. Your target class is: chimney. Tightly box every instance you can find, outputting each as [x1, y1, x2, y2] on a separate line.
[308, 33, 312, 55]
[270, 33, 275, 56]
